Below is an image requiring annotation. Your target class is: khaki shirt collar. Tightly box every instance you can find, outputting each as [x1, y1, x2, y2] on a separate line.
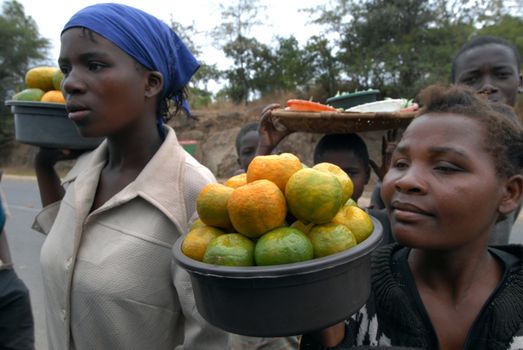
[63, 126, 188, 233]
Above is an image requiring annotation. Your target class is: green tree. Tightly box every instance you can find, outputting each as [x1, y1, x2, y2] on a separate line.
[169, 19, 221, 107]
[213, 0, 266, 103]
[476, 15, 523, 55]
[303, 0, 519, 98]
[0, 0, 50, 133]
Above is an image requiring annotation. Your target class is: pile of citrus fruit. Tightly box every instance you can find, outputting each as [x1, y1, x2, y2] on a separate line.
[12, 66, 65, 104]
[182, 153, 374, 267]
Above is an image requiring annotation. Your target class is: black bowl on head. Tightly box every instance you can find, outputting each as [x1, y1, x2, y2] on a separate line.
[173, 216, 383, 337]
[5, 100, 104, 150]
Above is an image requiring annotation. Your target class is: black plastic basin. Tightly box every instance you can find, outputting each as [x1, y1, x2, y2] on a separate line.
[173, 217, 383, 337]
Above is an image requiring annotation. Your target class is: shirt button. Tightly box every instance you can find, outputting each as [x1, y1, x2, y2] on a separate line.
[60, 309, 66, 321]
[65, 257, 73, 270]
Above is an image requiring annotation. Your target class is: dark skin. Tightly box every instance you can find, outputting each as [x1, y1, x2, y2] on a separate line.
[237, 130, 260, 172]
[454, 43, 522, 107]
[320, 114, 523, 349]
[35, 28, 164, 211]
[372, 43, 523, 207]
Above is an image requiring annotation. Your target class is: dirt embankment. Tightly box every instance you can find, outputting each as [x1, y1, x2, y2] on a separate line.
[8, 94, 521, 182]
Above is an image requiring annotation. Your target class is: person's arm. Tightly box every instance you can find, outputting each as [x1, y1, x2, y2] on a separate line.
[34, 148, 85, 207]
[300, 322, 346, 349]
[255, 103, 294, 156]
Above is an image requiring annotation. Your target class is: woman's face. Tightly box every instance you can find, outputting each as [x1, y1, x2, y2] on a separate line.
[381, 113, 507, 249]
[59, 28, 152, 138]
[454, 43, 522, 107]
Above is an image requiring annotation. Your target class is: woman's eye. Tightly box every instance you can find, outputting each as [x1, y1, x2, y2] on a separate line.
[434, 163, 461, 173]
[59, 66, 70, 75]
[392, 160, 408, 169]
[88, 62, 105, 71]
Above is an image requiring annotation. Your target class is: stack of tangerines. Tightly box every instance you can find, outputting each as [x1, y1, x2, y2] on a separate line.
[182, 153, 374, 267]
[12, 66, 65, 104]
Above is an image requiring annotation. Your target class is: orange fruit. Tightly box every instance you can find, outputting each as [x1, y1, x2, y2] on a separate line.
[182, 226, 225, 261]
[308, 223, 357, 258]
[52, 69, 64, 90]
[290, 220, 314, 234]
[41, 90, 65, 104]
[224, 173, 247, 188]
[331, 205, 374, 243]
[254, 227, 314, 266]
[12, 88, 44, 101]
[203, 233, 255, 266]
[345, 198, 358, 207]
[196, 183, 234, 230]
[189, 218, 207, 231]
[25, 66, 58, 91]
[285, 168, 344, 224]
[227, 179, 287, 238]
[247, 153, 302, 192]
[313, 162, 354, 204]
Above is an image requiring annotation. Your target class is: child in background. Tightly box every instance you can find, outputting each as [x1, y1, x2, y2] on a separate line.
[32, 4, 229, 349]
[301, 84, 523, 349]
[0, 170, 35, 350]
[235, 121, 260, 173]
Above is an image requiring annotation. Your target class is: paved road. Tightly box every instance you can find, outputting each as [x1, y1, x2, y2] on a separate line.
[2, 176, 46, 350]
[2, 176, 523, 350]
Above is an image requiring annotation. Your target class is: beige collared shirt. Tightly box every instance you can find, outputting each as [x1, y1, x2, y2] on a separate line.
[33, 126, 230, 350]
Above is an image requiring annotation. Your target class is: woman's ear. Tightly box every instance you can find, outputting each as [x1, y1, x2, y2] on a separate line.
[498, 174, 523, 216]
[144, 71, 163, 99]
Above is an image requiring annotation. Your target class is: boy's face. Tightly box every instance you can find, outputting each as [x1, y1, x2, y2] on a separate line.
[381, 113, 507, 249]
[238, 130, 259, 171]
[315, 149, 370, 201]
[454, 43, 522, 107]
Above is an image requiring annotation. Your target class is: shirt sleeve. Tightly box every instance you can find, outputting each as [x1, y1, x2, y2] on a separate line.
[32, 201, 61, 235]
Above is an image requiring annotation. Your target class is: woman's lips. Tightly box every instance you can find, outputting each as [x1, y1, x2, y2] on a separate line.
[68, 109, 90, 122]
[391, 201, 432, 222]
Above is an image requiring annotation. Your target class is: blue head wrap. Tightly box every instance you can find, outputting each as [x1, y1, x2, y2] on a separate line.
[62, 3, 200, 135]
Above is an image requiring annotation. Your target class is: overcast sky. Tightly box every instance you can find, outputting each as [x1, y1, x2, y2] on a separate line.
[6, 0, 325, 70]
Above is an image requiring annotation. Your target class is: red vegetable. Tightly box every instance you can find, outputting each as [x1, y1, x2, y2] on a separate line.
[286, 99, 337, 112]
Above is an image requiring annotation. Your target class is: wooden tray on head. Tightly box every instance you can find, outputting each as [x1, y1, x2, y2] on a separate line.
[271, 109, 417, 133]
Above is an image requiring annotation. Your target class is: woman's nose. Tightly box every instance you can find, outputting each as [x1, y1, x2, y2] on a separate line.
[62, 69, 85, 96]
[394, 166, 427, 194]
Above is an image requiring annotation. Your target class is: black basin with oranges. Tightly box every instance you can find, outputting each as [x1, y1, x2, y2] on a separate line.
[5, 100, 104, 150]
[172, 216, 383, 337]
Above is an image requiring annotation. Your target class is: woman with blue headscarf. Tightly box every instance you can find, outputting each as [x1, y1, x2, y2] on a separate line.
[32, 3, 230, 349]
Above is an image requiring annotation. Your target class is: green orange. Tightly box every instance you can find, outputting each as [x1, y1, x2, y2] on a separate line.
[196, 183, 234, 230]
[313, 162, 354, 204]
[254, 227, 314, 266]
[203, 233, 255, 266]
[25, 66, 58, 91]
[285, 168, 344, 224]
[182, 226, 225, 261]
[308, 223, 357, 258]
[331, 205, 374, 243]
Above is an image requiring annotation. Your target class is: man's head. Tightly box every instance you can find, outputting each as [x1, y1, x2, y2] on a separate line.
[451, 35, 522, 107]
